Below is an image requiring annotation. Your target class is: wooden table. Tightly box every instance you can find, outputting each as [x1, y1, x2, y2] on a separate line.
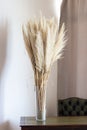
[20, 116, 87, 130]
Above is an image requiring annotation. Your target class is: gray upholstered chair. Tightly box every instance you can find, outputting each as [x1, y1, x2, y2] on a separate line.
[58, 97, 87, 116]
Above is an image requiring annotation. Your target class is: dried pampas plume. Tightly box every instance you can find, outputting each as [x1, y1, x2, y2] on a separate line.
[22, 15, 66, 111]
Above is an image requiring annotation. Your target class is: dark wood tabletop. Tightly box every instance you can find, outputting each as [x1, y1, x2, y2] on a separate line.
[20, 116, 87, 130]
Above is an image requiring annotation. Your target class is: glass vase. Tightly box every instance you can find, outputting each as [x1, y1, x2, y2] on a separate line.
[35, 86, 46, 121]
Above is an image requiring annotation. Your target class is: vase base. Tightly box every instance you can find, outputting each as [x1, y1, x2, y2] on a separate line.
[36, 114, 46, 122]
[36, 118, 46, 122]
[36, 119, 46, 122]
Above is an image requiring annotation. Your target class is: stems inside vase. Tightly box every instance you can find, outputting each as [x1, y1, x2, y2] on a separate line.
[35, 85, 46, 121]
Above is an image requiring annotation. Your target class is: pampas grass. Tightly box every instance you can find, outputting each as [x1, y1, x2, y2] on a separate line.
[22, 15, 66, 112]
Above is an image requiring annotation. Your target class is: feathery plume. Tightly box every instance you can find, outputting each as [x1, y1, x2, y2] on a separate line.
[22, 15, 66, 112]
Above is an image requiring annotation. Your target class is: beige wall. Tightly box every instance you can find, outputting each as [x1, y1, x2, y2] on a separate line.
[0, 0, 62, 130]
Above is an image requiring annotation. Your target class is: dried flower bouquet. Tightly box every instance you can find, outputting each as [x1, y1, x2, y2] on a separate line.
[22, 15, 66, 120]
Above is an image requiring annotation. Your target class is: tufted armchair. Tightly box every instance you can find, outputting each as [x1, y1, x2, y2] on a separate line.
[58, 97, 87, 116]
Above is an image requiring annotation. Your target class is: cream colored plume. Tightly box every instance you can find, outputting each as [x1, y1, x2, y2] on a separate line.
[22, 15, 66, 111]
[52, 23, 66, 63]
[22, 15, 66, 85]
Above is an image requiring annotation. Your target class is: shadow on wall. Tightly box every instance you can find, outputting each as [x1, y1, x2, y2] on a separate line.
[0, 21, 8, 76]
[0, 20, 8, 122]
[0, 121, 10, 130]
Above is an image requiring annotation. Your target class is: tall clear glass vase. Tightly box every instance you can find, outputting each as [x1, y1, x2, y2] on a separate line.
[35, 86, 46, 121]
